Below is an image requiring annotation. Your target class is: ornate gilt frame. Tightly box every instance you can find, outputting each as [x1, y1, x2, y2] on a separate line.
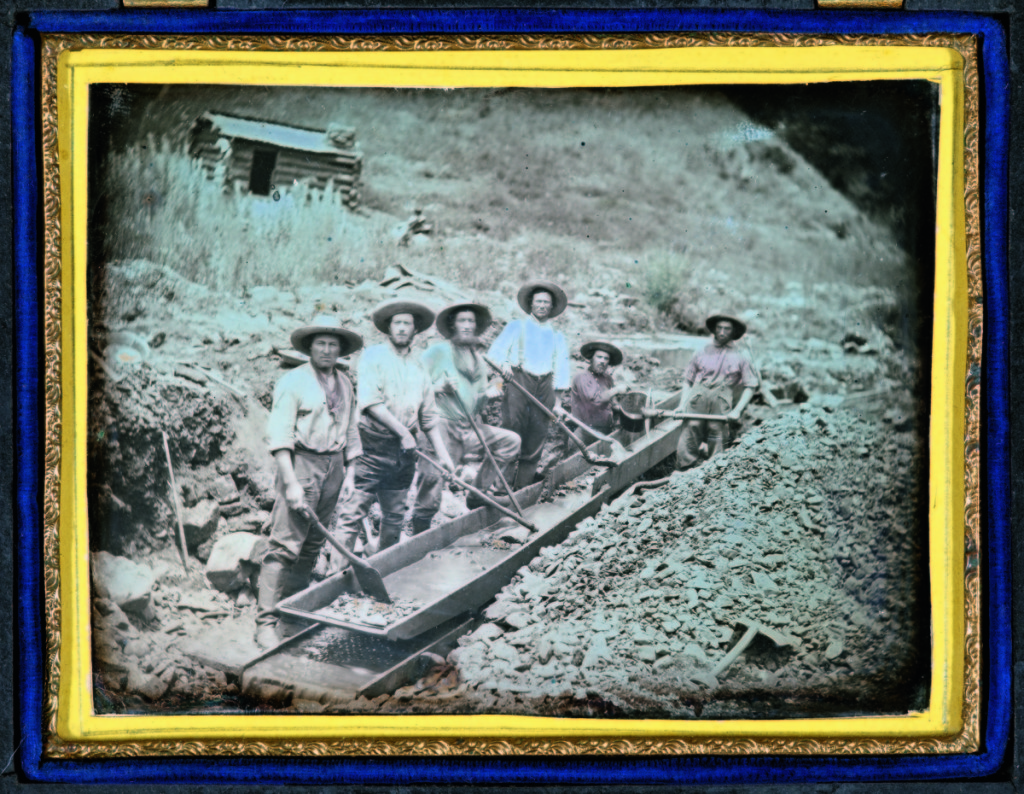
[33, 28, 986, 764]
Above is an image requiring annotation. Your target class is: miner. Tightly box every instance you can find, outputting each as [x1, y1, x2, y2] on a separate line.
[331, 300, 456, 562]
[412, 302, 522, 533]
[487, 280, 571, 489]
[257, 315, 363, 649]
[571, 340, 629, 442]
[673, 312, 758, 469]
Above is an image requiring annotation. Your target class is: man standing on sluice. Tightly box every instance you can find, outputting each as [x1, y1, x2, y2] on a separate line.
[331, 300, 456, 564]
[411, 302, 522, 534]
[487, 280, 572, 489]
[571, 340, 628, 443]
[672, 312, 759, 470]
[257, 315, 363, 649]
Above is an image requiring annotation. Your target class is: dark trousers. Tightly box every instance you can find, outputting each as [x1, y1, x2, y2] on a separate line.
[501, 369, 554, 488]
[334, 427, 418, 557]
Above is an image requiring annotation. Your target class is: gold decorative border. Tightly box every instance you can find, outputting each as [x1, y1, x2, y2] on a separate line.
[39, 31, 982, 758]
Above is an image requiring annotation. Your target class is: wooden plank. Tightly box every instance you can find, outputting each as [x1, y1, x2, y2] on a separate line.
[591, 419, 684, 496]
[386, 491, 610, 641]
[357, 617, 472, 699]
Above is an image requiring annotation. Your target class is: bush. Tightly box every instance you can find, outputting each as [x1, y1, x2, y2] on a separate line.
[99, 137, 388, 291]
[641, 249, 688, 313]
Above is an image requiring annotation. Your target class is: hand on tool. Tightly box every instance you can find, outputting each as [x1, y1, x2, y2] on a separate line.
[285, 480, 307, 511]
[398, 429, 417, 452]
[499, 363, 514, 382]
[339, 466, 356, 502]
[553, 404, 568, 419]
[726, 407, 744, 422]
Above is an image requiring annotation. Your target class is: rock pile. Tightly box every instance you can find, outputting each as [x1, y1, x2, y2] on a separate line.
[449, 406, 928, 718]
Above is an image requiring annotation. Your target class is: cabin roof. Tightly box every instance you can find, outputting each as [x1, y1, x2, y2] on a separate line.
[198, 112, 351, 157]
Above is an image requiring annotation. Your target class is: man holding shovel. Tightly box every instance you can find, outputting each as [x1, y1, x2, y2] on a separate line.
[487, 280, 572, 489]
[571, 340, 629, 443]
[411, 302, 522, 533]
[331, 300, 456, 563]
[670, 312, 759, 470]
[257, 315, 363, 649]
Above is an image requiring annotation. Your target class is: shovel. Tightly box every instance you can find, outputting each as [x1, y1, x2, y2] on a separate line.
[299, 506, 392, 604]
[561, 412, 630, 459]
[483, 356, 619, 469]
[446, 386, 525, 516]
[414, 449, 538, 533]
[711, 617, 800, 678]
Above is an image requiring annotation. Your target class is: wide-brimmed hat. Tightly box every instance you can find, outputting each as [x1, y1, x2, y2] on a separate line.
[705, 312, 747, 340]
[435, 302, 492, 339]
[517, 280, 568, 318]
[371, 300, 436, 335]
[580, 340, 623, 367]
[290, 315, 363, 357]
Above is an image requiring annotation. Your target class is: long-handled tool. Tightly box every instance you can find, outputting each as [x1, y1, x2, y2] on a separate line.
[161, 430, 189, 569]
[483, 356, 619, 468]
[711, 617, 799, 678]
[299, 506, 392, 603]
[446, 387, 524, 516]
[560, 413, 629, 456]
[414, 449, 538, 533]
[646, 409, 738, 423]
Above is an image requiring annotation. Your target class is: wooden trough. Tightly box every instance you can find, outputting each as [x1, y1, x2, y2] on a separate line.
[278, 392, 684, 643]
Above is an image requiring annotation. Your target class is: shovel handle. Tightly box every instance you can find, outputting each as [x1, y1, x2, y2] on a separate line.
[484, 356, 602, 459]
[300, 506, 365, 568]
[414, 449, 537, 532]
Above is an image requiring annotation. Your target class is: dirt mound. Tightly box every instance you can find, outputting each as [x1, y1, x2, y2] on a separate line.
[449, 405, 928, 718]
[88, 364, 236, 555]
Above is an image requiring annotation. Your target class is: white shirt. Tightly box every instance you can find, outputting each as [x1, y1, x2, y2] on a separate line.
[488, 315, 571, 390]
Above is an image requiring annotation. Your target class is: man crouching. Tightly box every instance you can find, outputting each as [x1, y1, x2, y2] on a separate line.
[412, 302, 522, 534]
[257, 315, 363, 649]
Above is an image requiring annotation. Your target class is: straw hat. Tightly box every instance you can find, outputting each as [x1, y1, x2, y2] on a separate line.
[371, 300, 436, 334]
[435, 302, 492, 339]
[580, 340, 623, 367]
[705, 312, 747, 340]
[517, 280, 568, 318]
[290, 315, 363, 357]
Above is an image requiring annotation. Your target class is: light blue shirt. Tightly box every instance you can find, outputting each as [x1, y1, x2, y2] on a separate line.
[488, 316, 571, 390]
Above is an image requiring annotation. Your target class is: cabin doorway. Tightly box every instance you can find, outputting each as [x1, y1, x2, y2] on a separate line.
[249, 148, 278, 195]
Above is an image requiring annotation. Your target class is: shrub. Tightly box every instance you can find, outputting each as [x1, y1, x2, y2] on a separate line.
[640, 249, 688, 313]
[99, 137, 388, 291]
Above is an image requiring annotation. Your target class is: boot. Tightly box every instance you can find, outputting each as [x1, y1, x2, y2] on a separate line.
[410, 515, 433, 536]
[255, 559, 287, 649]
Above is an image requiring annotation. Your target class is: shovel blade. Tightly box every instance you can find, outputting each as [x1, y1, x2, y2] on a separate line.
[351, 563, 392, 604]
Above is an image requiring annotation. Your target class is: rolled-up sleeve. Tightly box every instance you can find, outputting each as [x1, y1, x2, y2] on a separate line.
[739, 358, 759, 389]
[267, 377, 299, 453]
[418, 382, 441, 433]
[553, 333, 571, 391]
[342, 377, 363, 462]
[356, 349, 385, 413]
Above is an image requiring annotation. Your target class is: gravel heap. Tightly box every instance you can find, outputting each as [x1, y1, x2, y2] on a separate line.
[449, 405, 928, 718]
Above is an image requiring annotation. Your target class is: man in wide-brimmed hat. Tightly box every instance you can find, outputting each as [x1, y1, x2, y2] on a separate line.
[257, 315, 363, 648]
[487, 280, 572, 488]
[331, 299, 456, 562]
[411, 302, 522, 532]
[673, 312, 758, 470]
[571, 340, 628, 442]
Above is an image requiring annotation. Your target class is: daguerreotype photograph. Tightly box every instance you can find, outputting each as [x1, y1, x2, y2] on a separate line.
[85, 78, 938, 721]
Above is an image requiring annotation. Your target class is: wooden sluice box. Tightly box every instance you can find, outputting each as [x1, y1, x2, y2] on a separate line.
[258, 393, 684, 699]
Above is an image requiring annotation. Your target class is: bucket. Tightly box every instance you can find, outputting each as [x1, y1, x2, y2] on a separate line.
[614, 391, 649, 433]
